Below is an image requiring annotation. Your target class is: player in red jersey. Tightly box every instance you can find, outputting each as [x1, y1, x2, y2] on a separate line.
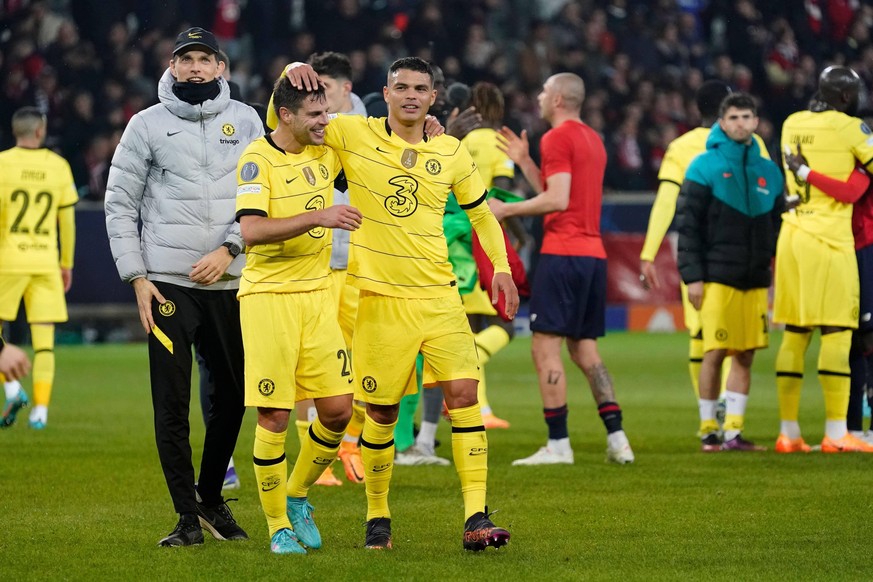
[489, 72, 634, 465]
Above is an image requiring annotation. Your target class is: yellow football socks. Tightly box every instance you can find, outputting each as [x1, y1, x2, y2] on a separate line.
[449, 403, 488, 520]
[31, 324, 55, 407]
[776, 330, 812, 424]
[361, 414, 396, 520]
[819, 330, 852, 421]
[287, 417, 343, 497]
[475, 326, 511, 412]
[295, 419, 308, 445]
[253, 424, 290, 536]
[719, 357, 731, 399]
[688, 336, 703, 399]
[344, 401, 366, 443]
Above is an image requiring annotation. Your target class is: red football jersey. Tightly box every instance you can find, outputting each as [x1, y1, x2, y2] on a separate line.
[539, 119, 607, 258]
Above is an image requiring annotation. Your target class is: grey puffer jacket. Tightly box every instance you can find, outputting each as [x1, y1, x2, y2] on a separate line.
[105, 69, 263, 290]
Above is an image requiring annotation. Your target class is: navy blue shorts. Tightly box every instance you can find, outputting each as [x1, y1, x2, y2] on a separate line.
[858, 245, 873, 333]
[529, 254, 606, 339]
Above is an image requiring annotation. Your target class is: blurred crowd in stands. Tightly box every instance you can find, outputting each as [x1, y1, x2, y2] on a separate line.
[2, 0, 873, 199]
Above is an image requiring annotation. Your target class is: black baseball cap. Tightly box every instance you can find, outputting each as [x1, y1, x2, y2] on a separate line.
[173, 27, 219, 56]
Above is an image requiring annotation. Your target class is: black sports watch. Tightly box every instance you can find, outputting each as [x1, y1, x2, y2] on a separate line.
[222, 241, 242, 258]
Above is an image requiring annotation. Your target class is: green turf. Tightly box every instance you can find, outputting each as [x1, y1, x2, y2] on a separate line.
[1, 331, 869, 580]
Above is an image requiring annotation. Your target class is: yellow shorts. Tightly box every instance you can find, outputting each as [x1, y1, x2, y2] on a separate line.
[352, 291, 480, 405]
[329, 269, 359, 348]
[773, 222, 859, 328]
[462, 285, 498, 316]
[0, 272, 68, 323]
[680, 281, 701, 337]
[241, 289, 353, 409]
[699, 283, 769, 353]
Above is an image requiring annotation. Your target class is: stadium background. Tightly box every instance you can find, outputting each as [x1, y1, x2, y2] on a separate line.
[5, 3, 873, 575]
[2, 0, 871, 339]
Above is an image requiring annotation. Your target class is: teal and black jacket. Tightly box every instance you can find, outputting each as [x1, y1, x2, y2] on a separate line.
[677, 122, 785, 290]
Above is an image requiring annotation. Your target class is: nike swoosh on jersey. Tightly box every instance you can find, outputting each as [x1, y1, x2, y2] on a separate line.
[167, 131, 182, 137]
[285, 177, 298, 184]
[376, 146, 389, 153]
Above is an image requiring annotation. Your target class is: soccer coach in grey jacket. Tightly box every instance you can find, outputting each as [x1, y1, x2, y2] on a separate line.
[105, 28, 263, 547]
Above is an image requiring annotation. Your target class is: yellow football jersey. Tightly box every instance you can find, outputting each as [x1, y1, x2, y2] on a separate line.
[324, 115, 501, 298]
[641, 128, 770, 261]
[235, 135, 342, 297]
[462, 127, 514, 188]
[781, 109, 873, 248]
[0, 147, 78, 274]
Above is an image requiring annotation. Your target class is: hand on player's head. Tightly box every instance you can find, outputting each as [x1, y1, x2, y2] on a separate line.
[285, 62, 322, 92]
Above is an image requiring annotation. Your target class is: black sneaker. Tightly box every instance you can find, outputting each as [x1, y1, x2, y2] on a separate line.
[364, 517, 392, 549]
[700, 432, 723, 453]
[195, 498, 249, 541]
[463, 507, 510, 551]
[158, 514, 204, 547]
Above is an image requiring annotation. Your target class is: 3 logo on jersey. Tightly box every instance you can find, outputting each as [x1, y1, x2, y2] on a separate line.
[305, 195, 326, 238]
[385, 176, 419, 217]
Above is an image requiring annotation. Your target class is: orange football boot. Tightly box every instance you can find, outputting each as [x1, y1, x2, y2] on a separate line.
[821, 433, 873, 453]
[337, 441, 365, 483]
[774, 434, 811, 453]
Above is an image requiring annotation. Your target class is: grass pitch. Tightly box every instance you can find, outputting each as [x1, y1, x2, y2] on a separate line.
[1, 331, 868, 580]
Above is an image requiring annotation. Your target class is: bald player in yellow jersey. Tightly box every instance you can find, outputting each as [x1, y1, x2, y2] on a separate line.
[774, 66, 873, 453]
[0, 107, 77, 430]
[640, 82, 769, 415]
[281, 57, 518, 551]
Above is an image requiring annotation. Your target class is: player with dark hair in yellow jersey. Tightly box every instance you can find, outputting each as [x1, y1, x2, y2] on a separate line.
[775, 66, 873, 453]
[639, 82, 770, 425]
[0, 106, 77, 430]
[295, 50, 370, 487]
[281, 57, 518, 551]
[236, 77, 361, 555]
